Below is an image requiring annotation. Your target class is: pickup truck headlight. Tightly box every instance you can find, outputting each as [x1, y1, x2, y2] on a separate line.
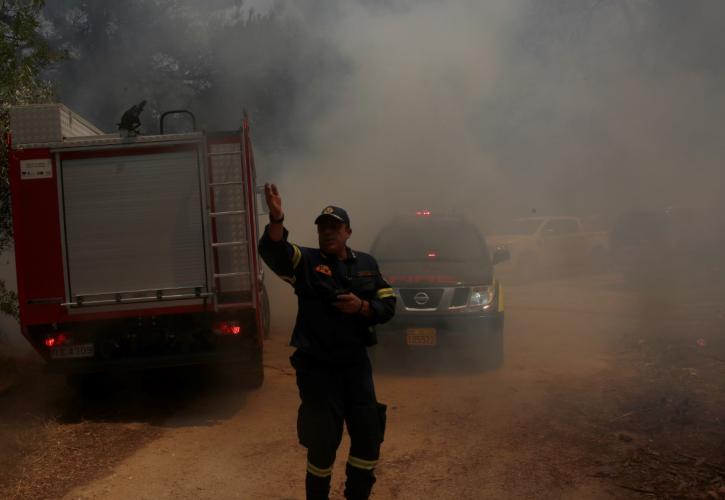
[468, 285, 494, 310]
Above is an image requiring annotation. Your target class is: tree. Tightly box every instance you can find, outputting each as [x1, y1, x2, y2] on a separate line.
[0, 0, 65, 319]
[41, 0, 348, 154]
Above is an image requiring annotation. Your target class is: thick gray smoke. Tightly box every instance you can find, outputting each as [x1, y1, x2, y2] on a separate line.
[267, 0, 725, 248]
[5, 0, 715, 330]
[40, 1, 725, 248]
[274, 1, 516, 245]
[10, 0, 721, 324]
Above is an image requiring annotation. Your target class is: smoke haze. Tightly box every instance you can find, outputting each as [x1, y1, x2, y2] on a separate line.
[1, 0, 720, 344]
[39, 1, 725, 247]
[260, 0, 725, 249]
[3, 7, 725, 496]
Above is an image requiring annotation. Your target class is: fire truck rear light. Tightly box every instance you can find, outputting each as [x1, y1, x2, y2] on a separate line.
[214, 321, 242, 336]
[44, 337, 55, 347]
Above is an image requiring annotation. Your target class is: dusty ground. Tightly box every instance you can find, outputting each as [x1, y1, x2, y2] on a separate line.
[0, 273, 724, 499]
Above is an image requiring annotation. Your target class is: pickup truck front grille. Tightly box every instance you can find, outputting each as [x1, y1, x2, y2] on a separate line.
[399, 289, 444, 309]
[396, 286, 479, 312]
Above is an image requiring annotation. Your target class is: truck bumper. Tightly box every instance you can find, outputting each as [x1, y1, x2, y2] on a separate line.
[376, 311, 503, 351]
[46, 340, 261, 375]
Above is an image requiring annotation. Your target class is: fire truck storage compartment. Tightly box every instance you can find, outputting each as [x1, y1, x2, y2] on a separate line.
[10, 104, 103, 145]
[61, 150, 209, 305]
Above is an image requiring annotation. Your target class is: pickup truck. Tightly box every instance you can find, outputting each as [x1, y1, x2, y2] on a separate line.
[370, 211, 510, 369]
[487, 216, 609, 281]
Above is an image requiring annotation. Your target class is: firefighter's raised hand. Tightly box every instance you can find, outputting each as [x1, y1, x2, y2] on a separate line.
[264, 183, 283, 222]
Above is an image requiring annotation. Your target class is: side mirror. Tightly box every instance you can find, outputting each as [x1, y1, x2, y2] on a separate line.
[492, 247, 511, 265]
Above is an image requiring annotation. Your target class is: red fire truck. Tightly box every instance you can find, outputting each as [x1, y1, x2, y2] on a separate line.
[7, 104, 269, 389]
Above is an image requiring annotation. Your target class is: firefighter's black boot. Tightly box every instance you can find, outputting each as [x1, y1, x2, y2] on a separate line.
[306, 471, 332, 500]
[344, 462, 376, 500]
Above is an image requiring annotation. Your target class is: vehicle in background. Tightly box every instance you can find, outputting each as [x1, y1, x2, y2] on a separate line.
[370, 211, 509, 369]
[8, 104, 269, 391]
[487, 216, 609, 281]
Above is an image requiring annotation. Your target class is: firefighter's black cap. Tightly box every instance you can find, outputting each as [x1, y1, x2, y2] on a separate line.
[315, 206, 350, 227]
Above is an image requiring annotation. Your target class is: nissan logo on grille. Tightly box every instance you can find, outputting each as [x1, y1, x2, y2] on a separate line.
[414, 292, 430, 306]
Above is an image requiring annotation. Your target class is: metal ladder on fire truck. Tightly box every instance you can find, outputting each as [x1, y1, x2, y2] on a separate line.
[204, 125, 256, 312]
[158, 109, 257, 312]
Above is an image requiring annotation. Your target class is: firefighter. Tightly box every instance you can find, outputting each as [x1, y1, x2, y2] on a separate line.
[258, 183, 396, 500]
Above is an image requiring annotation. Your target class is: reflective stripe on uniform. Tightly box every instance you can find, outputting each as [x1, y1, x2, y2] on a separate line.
[376, 288, 395, 300]
[497, 282, 504, 312]
[291, 244, 302, 270]
[307, 461, 333, 478]
[347, 455, 378, 470]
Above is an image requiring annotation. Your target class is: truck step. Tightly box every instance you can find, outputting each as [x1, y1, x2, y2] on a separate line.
[207, 152, 240, 158]
[209, 181, 244, 187]
[213, 271, 251, 279]
[215, 302, 254, 310]
[212, 241, 248, 248]
[209, 210, 246, 217]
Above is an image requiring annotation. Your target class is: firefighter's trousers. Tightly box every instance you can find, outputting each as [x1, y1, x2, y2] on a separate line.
[290, 349, 386, 500]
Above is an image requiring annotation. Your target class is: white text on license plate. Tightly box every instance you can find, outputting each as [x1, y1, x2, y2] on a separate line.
[50, 344, 95, 359]
[406, 328, 437, 347]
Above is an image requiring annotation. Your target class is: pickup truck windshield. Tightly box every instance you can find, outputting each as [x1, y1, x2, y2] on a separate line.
[372, 222, 489, 262]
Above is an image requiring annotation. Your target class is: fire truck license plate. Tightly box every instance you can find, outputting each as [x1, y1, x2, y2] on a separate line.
[405, 328, 437, 347]
[50, 344, 95, 359]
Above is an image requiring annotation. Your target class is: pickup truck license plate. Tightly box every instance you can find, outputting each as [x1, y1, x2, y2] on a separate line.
[406, 328, 437, 347]
[50, 344, 95, 359]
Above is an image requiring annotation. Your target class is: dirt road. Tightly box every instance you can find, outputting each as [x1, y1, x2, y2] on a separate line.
[2, 273, 724, 499]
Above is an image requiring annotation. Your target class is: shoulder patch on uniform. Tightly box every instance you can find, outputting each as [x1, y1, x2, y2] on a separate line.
[315, 264, 332, 276]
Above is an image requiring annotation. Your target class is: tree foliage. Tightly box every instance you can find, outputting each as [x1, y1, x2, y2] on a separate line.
[1, 0, 64, 319]
[1, 0, 64, 248]
[41, 0, 348, 153]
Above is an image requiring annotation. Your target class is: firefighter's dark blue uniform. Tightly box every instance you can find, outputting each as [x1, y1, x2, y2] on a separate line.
[259, 214, 396, 500]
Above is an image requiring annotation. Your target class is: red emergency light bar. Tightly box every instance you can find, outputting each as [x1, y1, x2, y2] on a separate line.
[416, 210, 432, 217]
